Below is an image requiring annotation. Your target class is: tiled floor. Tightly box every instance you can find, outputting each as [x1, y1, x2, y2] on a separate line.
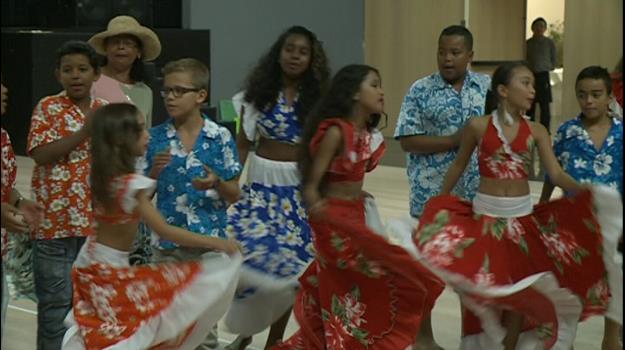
[3, 156, 609, 350]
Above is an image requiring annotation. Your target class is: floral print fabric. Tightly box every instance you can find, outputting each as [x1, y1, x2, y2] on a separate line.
[27, 93, 107, 240]
[142, 116, 241, 249]
[549, 115, 623, 197]
[414, 190, 614, 348]
[394, 71, 491, 217]
[1, 128, 17, 259]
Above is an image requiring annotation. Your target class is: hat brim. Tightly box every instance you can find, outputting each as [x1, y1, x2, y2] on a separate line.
[88, 27, 161, 61]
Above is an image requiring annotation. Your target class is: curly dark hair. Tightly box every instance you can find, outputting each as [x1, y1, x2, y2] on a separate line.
[243, 25, 330, 124]
[299, 64, 382, 186]
[90, 103, 144, 211]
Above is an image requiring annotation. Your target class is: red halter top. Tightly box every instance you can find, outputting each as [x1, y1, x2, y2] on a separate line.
[309, 118, 386, 183]
[478, 114, 534, 180]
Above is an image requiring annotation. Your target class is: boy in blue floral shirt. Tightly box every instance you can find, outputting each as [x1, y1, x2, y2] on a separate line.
[540, 65, 622, 350]
[394, 25, 491, 219]
[393, 25, 491, 349]
[142, 58, 241, 349]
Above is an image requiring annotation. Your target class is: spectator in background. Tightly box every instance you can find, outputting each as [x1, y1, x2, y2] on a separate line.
[88, 15, 162, 266]
[526, 17, 557, 133]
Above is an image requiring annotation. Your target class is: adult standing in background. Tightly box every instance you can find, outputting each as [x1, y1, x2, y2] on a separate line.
[526, 17, 557, 133]
[88, 15, 162, 265]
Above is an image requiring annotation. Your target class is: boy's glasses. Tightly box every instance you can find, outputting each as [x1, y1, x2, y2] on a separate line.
[160, 86, 201, 98]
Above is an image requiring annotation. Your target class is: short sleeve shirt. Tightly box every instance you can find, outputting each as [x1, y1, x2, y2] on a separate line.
[1, 128, 17, 259]
[394, 71, 491, 217]
[551, 115, 623, 197]
[142, 116, 242, 249]
[27, 92, 107, 240]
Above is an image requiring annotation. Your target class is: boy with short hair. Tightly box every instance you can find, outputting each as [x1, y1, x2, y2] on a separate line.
[540, 65, 623, 350]
[27, 40, 107, 350]
[142, 58, 241, 349]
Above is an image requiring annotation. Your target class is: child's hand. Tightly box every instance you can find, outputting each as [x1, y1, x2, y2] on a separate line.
[214, 238, 243, 255]
[192, 165, 220, 190]
[149, 149, 171, 179]
[18, 199, 44, 230]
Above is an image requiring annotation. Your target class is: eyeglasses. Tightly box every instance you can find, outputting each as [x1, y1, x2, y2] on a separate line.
[160, 86, 202, 98]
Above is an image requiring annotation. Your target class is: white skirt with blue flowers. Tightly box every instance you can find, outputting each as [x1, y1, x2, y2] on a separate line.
[224, 153, 314, 336]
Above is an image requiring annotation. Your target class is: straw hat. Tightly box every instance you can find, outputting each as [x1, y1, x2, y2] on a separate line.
[88, 16, 161, 61]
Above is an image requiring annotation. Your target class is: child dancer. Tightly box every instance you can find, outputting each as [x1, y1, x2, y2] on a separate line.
[62, 103, 242, 350]
[540, 66, 623, 350]
[273, 64, 444, 350]
[225, 25, 330, 350]
[413, 61, 622, 349]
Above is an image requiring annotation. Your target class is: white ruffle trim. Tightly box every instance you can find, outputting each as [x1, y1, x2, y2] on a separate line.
[590, 185, 623, 324]
[62, 252, 243, 350]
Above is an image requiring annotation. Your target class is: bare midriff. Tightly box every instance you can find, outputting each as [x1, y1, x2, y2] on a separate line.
[322, 181, 365, 201]
[477, 178, 531, 197]
[256, 137, 299, 161]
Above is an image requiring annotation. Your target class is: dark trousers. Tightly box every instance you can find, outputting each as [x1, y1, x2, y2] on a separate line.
[527, 71, 553, 133]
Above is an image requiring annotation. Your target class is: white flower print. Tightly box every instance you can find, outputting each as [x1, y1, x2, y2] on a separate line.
[593, 154, 613, 176]
[277, 229, 304, 247]
[125, 282, 155, 314]
[281, 198, 293, 215]
[573, 158, 587, 169]
[64, 114, 81, 132]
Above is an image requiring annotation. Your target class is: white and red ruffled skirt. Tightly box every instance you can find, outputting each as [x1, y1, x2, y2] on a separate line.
[412, 186, 622, 349]
[62, 238, 242, 350]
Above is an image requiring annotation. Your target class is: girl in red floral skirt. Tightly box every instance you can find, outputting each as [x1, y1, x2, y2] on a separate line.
[62, 103, 243, 350]
[413, 61, 622, 349]
[272, 64, 444, 350]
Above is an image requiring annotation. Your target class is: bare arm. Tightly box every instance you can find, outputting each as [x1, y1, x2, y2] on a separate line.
[136, 190, 239, 253]
[302, 126, 342, 208]
[30, 128, 89, 165]
[440, 118, 479, 194]
[539, 179, 556, 203]
[214, 178, 240, 204]
[398, 132, 461, 154]
[533, 123, 581, 193]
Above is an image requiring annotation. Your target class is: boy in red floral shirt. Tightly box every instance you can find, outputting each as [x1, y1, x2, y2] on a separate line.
[26, 41, 107, 350]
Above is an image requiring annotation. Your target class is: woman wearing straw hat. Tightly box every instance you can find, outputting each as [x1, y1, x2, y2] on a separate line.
[89, 15, 161, 266]
[89, 15, 161, 129]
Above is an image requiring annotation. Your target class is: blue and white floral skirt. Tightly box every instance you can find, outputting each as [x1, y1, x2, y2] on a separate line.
[224, 153, 314, 336]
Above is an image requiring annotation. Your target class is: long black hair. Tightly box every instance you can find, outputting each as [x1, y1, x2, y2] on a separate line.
[243, 25, 330, 124]
[299, 64, 381, 186]
[90, 103, 143, 210]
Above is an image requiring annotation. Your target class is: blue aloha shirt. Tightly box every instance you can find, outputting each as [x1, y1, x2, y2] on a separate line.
[394, 71, 491, 217]
[141, 116, 242, 249]
[549, 114, 623, 197]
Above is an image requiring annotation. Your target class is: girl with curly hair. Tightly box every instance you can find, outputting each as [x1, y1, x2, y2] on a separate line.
[224, 26, 330, 350]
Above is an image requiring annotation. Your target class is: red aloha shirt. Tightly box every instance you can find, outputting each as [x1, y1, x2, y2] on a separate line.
[27, 92, 107, 240]
[1, 128, 17, 259]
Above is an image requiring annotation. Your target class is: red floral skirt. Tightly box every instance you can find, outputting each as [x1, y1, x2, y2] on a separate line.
[273, 197, 444, 350]
[62, 239, 242, 350]
[413, 187, 622, 349]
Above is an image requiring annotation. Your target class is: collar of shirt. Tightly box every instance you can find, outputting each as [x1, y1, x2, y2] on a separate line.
[432, 70, 482, 91]
[163, 114, 221, 142]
